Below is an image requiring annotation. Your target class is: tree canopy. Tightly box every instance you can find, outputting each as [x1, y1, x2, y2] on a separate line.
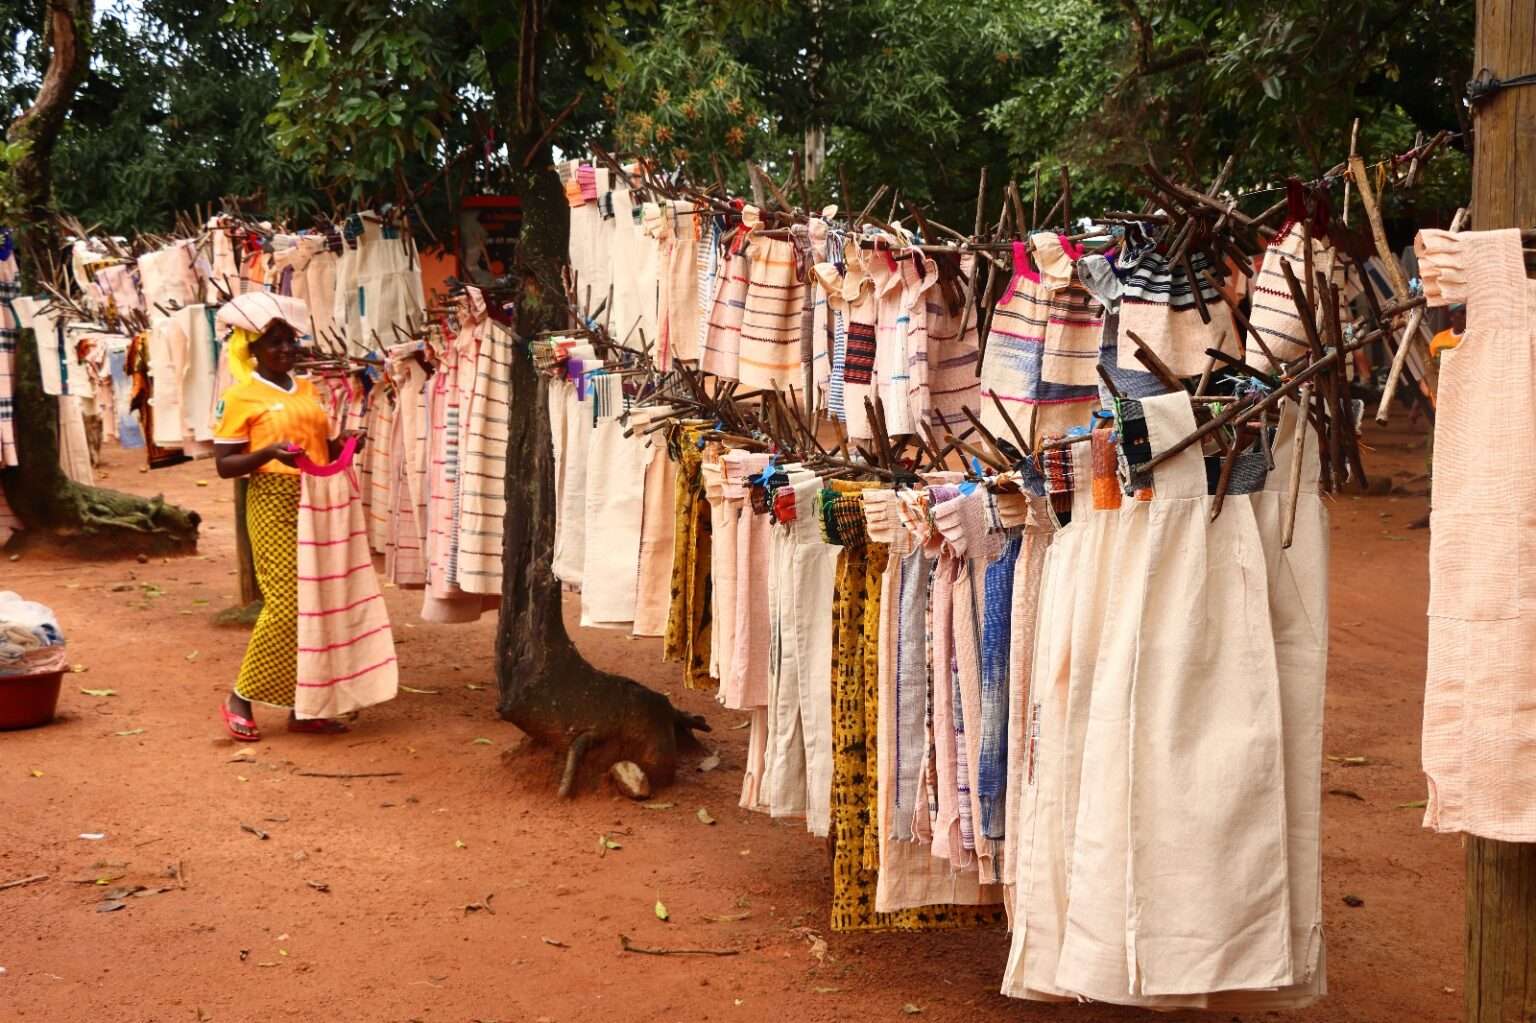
[0, 0, 1474, 233]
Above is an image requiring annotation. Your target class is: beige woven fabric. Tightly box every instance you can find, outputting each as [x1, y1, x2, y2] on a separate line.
[1419, 227, 1536, 841]
[295, 467, 399, 720]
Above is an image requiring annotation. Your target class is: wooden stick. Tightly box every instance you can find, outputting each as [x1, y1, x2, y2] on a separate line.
[620, 935, 740, 957]
[956, 167, 987, 346]
[0, 873, 48, 892]
[1125, 329, 1186, 393]
[1209, 426, 1248, 522]
[991, 392, 1032, 457]
[1352, 153, 1422, 424]
[293, 771, 404, 780]
[1282, 386, 1312, 548]
[1144, 350, 1339, 472]
[1342, 118, 1360, 225]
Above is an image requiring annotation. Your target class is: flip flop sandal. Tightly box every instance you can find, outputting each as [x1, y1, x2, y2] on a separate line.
[287, 717, 351, 735]
[220, 702, 262, 742]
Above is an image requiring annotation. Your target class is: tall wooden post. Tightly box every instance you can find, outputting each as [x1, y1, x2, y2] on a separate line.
[1466, 5, 1536, 1020]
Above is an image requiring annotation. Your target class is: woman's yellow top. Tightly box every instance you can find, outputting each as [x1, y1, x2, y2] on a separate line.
[212, 374, 330, 474]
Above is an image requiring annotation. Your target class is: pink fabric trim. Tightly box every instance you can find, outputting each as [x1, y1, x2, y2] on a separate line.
[293, 434, 359, 476]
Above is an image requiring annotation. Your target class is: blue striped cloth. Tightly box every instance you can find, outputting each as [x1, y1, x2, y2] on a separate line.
[977, 534, 1020, 839]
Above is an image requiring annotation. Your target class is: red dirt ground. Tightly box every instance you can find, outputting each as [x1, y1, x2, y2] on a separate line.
[0, 419, 1461, 1022]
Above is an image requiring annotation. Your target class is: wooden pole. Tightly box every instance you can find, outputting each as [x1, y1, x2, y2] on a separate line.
[233, 479, 259, 605]
[1467, 4, 1536, 1019]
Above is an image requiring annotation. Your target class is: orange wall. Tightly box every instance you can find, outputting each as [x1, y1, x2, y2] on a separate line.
[419, 245, 458, 300]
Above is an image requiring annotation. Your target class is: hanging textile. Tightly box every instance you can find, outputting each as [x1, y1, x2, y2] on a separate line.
[454, 313, 516, 595]
[1418, 226, 1536, 842]
[294, 438, 400, 720]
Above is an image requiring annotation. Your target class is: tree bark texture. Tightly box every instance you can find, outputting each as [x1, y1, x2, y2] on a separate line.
[1, 331, 199, 556]
[1467, 3, 1536, 1019]
[6, 0, 92, 274]
[492, 143, 705, 792]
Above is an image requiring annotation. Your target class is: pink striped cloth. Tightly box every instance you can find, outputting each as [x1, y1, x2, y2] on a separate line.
[294, 441, 399, 720]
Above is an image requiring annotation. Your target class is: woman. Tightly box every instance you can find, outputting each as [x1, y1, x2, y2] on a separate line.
[213, 316, 362, 740]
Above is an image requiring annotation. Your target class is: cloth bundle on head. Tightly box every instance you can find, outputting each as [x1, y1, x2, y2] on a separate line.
[216, 291, 311, 383]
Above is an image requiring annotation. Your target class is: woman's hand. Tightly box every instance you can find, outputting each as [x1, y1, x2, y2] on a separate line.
[266, 441, 302, 469]
[329, 430, 366, 461]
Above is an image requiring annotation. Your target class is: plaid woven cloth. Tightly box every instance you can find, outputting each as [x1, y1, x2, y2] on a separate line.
[1040, 438, 1078, 524]
[1115, 397, 1154, 495]
[823, 491, 868, 548]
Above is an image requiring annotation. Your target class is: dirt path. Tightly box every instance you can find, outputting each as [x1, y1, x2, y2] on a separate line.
[0, 422, 1462, 1022]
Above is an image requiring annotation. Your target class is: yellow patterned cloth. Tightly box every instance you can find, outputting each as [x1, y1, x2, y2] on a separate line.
[234, 472, 301, 708]
[663, 427, 715, 689]
[829, 514, 1005, 933]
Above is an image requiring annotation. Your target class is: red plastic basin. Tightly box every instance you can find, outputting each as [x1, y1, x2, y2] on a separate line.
[0, 669, 64, 730]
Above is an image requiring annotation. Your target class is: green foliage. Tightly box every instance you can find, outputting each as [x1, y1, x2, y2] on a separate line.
[3, 1, 326, 232]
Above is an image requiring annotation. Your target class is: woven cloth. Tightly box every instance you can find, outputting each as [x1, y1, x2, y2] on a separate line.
[295, 458, 399, 720]
[1418, 227, 1536, 841]
[979, 242, 1100, 443]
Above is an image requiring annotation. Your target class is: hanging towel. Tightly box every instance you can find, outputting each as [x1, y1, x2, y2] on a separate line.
[294, 438, 399, 720]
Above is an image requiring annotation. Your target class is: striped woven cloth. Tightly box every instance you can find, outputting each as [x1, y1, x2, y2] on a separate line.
[295, 454, 399, 720]
[455, 314, 515, 594]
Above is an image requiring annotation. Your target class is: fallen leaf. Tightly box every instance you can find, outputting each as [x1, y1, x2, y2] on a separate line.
[1397, 799, 1428, 809]
[729, 718, 752, 731]
[654, 898, 669, 922]
[195, 480, 209, 487]
[541, 937, 569, 948]
[236, 775, 248, 783]
[78, 833, 106, 841]
[79, 688, 115, 697]
[113, 729, 146, 737]
[1327, 788, 1364, 801]
[305, 880, 330, 893]
[471, 738, 493, 745]
[454, 839, 467, 849]
[696, 807, 717, 826]
[463, 894, 495, 915]
[400, 685, 440, 695]
[29, 769, 43, 777]
[465, 683, 486, 691]
[1342, 894, 1365, 908]
[597, 834, 623, 855]
[696, 752, 721, 773]
[96, 901, 126, 913]
[902, 1004, 923, 1015]
[812, 986, 841, 994]
[239, 823, 269, 841]
[641, 802, 675, 811]
[185, 650, 200, 663]
[69, 665, 88, 673]
[702, 911, 751, 923]
[1327, 755, 1370, 766]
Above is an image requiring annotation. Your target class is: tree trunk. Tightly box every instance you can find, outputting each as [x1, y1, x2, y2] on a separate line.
[1466, 4, 1536, 1018]
[493, 144, 706, 793]
[7, 0, 92, 275]
[2, 330, 199, 556]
